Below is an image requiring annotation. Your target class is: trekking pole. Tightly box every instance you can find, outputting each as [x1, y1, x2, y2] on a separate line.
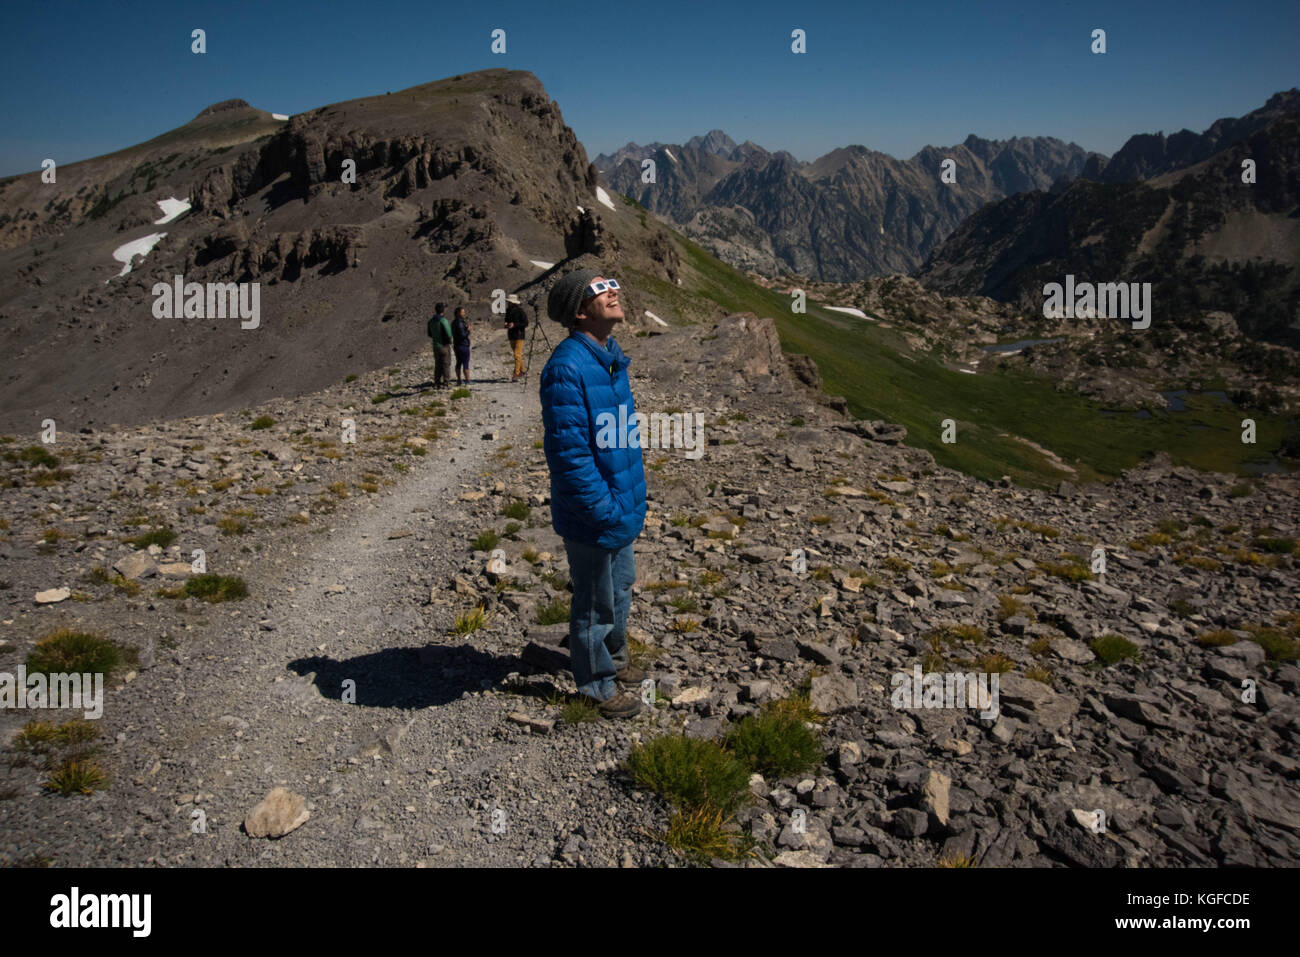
[522, 303, 550, 386]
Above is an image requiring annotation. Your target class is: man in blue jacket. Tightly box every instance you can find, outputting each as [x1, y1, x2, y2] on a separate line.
[540, 269, 648, 719]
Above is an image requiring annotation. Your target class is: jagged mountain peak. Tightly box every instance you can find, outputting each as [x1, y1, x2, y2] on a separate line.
[685, 129, 738, 155]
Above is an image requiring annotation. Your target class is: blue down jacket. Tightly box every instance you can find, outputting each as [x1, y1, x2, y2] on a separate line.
[540, 330, 647, 549]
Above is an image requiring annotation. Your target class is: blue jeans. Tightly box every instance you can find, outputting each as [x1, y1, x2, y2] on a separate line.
[563, 538, 635, 701]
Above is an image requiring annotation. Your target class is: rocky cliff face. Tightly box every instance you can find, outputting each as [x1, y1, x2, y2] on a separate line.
[601, 131, 1098, 281]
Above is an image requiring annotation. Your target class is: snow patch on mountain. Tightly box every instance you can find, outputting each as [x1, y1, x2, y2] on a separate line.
[108, 233, 167, 281]
[154, 197, 191, 224]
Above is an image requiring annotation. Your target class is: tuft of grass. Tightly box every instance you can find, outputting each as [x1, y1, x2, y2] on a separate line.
[249, 415, 275, 430]
[1176, 554, 1221, 572]
[25, 630, 134, 676]
[1196, 629, 1238, 647]
[450, 388, 471, 400]
[16, 445, 59, 468]
[452, 605, 489, 636]
[1090, 633, 1141, 665]
[44, 758, 107, 795]
[668, 594, 700, 614]
[472, 530, 500, 552]
[629, 638, 666, 669]
[624, 735, 751, 816]
[1024, 665, 1054, 685]
[1028, 637, 1052, 656]
[644, 580, 688, 592]
[124, 527, 176, 548]
[1242, 625, 1300, 662]
[217, 516, 249, 536]
[562, 696, 600, 724]
[939, 852, 975, 868]
[12, 720, 60, 754]
[934, 624, 986, 645]
[1252, 536, 1296, 555]
[1015, 521, 1060, 538]
[536, 598, 570, 626]
[183, 574, 248, 603]
[969, 652, 1016, 674]
[882, 556, 912, 574]
[996, 594, 1036, 622]
[723, 700, 825, 778]
[501, 501, 531, 520]
[1038, 560, 1092, 582]
[663, 804, 751, 863]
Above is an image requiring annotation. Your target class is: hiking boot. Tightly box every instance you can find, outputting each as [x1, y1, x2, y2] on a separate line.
[615, 664, 647, 686]
[584, 691, 643, 719]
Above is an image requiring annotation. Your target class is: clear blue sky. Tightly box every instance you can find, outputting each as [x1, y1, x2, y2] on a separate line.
[1, 0, 1296, 176]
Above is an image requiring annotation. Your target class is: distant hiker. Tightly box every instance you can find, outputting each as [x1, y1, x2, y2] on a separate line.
[428, 302, 453, 390]
[505, 294, 528, 381]
[452, 306, 472, 385]
[540, 270, 647, 719]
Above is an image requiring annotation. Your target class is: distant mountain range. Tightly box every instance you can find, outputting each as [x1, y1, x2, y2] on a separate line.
[596, 129, 1101, 280]
[918, 90, 1300, 347]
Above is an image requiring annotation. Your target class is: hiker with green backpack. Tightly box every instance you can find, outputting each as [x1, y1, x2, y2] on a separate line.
[428, 302, 454, 390]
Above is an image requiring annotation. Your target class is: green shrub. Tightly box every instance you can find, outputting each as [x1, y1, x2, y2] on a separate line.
[1039, 560, 1092, 582]
[44, 758, 107, 795]
[1196, 629, 1238, 647]
[1243, 625, 1300, 661]
[562, 696, 600, 724]
[624, 735, 750, 815]
[183, 574, 248, 603]
[452, 605, 489, 635]
[124, 527, 176, 548]
[472, 530, 500, 552]
[249, 416, 275, 430]
[26, 630, 134, 676]
[723, 701, 824, 777]
[1252, 536, 1296, 555]
[536, 598, 570, 625]
[1090, 633, 1141, 665]
[16, 445, 59, 468]
[501, 501, 531, 520]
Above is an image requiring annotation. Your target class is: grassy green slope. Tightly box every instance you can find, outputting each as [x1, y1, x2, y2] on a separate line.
[653, 229, 1290, 487]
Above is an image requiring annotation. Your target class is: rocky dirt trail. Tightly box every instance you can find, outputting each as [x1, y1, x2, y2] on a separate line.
[1, 335, 673, 868]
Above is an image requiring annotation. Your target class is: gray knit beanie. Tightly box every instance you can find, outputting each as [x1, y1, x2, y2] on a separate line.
[547, 268, 601, 327]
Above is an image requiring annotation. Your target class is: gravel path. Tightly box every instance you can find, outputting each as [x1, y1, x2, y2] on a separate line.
[3, 361, 672, 868]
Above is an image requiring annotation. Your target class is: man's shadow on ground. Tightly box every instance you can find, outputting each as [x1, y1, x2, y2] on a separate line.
[288, 644, 525, 708]
[286, 637, 579, 708]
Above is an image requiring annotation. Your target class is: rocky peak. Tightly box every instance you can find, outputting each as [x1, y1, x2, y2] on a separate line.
[195, 98, 253, 118]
